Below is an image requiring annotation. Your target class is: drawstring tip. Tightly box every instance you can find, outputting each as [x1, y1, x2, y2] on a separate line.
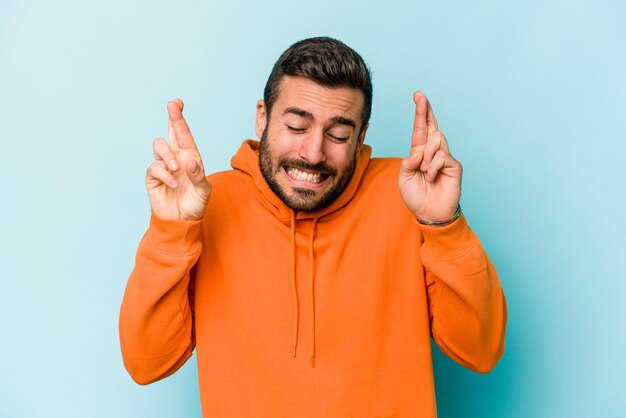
[292, 346, 297, 357]
[310, 356, 316, 368]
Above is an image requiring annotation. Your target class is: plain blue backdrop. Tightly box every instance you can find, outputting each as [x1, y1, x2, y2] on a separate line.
[1, 1, 625, 417]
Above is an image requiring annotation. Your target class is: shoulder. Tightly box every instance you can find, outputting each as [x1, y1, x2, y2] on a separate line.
[353, 156, 404, 205]
[368, 157, 402, 170]
[201, 169, 258, 226]
[349, 156, 419, 229]
[362, 157, 402, 186]
[204, 169, 254, 206]
[206, 169, 249, 189]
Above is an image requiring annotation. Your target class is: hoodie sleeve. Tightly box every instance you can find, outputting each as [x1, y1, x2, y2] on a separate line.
[119, 214, 203, 384]
[420, 214, 507, 373]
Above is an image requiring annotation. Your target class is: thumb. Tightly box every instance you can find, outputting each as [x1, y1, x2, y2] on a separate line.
[186, 160, 211, 193]
[399, 148, 423, 177]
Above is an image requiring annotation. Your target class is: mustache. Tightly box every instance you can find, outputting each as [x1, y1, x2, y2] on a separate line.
[279, 158, 337, 176]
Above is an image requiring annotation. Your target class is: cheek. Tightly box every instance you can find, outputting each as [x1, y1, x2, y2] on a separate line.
[329, 146, 357, 171]
[268, 127, 297, 151]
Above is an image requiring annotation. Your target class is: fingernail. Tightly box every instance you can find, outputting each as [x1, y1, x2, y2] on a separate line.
[169, 159, 178, 170]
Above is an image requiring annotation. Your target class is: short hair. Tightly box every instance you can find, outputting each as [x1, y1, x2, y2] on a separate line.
[263, 37, 373, 130]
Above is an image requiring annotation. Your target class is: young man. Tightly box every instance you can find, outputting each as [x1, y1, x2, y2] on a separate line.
[120, 37, 506, 417]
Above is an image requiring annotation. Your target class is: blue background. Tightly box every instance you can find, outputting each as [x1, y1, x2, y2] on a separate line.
[1, 0, 625, 417]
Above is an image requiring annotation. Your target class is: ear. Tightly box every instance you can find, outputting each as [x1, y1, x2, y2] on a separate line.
[356, 123, 368, 153]
[255, 99, 267, 139]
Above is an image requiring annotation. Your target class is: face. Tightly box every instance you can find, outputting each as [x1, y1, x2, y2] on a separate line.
[256, 76, 368, 212]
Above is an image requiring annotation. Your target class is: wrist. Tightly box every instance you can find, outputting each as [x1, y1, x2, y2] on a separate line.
[146, 212, 203, 253]
[417, 204, 462, 226]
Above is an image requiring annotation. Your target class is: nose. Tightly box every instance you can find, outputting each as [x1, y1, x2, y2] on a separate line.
[297, 132, 326, 165]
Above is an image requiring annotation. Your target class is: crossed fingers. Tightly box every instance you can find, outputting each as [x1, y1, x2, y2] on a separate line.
[410, 92, 459, 182]
[147, 99, 202, 189]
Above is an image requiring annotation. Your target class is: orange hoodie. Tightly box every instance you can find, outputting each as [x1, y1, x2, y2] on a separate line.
[120, 140, 506, 417]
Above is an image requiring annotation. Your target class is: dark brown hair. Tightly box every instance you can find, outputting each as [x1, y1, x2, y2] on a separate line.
[263, 37, 373, 130]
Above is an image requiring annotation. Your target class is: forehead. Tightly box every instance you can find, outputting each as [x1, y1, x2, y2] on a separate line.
[274, 76, 364, 125]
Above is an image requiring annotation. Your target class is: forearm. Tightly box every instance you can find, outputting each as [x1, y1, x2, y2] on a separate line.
[422, 215, 507, 373]
[119, 215, 202, 384]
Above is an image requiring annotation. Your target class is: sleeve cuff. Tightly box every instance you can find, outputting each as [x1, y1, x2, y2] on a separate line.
[418, 214, 477, 261]
[145, 213, 203, 254]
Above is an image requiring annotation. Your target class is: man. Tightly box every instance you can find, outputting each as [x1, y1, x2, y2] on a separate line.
[120, 37, 506, 417]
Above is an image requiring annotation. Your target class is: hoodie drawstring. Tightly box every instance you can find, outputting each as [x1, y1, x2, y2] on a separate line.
[308, 218, 318, 368]
[289, 211, 319, 368]
[290, 213, 299, 357]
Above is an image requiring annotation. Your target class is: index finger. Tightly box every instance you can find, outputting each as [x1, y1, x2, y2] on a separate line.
[167, 99, 198, 150]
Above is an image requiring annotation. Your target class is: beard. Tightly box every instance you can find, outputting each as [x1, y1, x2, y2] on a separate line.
[259, 130, 358, 212]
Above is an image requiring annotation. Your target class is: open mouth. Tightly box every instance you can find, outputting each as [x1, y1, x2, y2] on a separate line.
[284, 166, 330, 184]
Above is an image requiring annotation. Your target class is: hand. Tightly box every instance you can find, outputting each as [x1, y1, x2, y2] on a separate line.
[146, 99, 212, 221]
[398, 92, 462, 223]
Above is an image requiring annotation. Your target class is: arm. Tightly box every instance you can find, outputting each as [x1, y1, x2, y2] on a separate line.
[119, 99, 211, 384]
[398, 92, 506, 372]
[421, 216, 506, 373]
[119, 215, 201, 384]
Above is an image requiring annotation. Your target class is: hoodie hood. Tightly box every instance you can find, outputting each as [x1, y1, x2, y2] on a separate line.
[231, 139, 373, 223]
[230, 139, 372, 366]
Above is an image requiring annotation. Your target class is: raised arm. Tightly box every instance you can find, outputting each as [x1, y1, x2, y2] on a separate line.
[119, 100, 209, 384]
[398, 92, 506, 372]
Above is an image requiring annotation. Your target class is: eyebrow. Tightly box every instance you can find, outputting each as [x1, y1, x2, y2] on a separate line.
[283, 107, 357, 129]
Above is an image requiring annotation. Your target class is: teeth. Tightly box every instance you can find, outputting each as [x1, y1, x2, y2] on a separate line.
[287, 167, 323, 183]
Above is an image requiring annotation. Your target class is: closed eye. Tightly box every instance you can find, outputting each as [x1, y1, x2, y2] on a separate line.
[287, 126, 306, 133]
[328, 133, 349, 142]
